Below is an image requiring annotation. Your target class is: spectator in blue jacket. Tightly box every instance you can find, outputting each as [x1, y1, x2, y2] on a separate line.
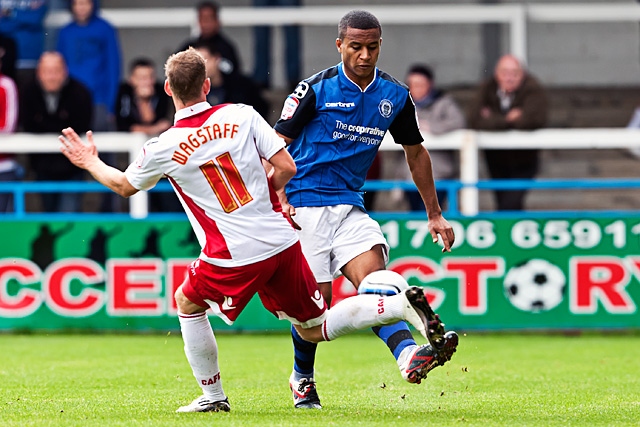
[0, 0, 48, 89]
[57, 0, 121, 132]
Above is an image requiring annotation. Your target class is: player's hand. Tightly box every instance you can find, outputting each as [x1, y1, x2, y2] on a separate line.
[428, 215, 455, 253]
[281, 201, 301, 230]
[275, 187, 301, 230]
[506, 108, 523, 123]
[59, 128, 98, 170]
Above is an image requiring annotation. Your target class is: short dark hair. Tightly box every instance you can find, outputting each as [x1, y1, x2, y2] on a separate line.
[197, 1, 219, 16]
[338, 10, 381, 40]
[407, 64, 434, 82]
[129, 57, 155, 74]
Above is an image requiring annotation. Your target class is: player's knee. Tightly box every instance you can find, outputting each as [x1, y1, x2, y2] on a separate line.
[174, 285, 196, 314]
[174, 286, 187, 308]
[175, 285, 209, 315]
[294, 325, 323, 343]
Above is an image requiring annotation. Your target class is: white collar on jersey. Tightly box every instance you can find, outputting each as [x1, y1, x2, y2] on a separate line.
[174, 101, 212, 124]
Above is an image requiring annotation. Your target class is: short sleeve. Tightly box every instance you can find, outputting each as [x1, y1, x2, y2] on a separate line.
[124, 138, 164, 191]
[274, 81, 317, 140]
[388, 94, 424, 146]
[252, 109, 286, 160]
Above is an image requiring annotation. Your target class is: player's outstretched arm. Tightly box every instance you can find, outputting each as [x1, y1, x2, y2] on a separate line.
[59, 127, 138, 198]
[403, 143, 455, 252]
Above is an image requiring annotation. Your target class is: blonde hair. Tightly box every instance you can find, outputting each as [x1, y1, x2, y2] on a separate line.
[164, 47, 207, 104]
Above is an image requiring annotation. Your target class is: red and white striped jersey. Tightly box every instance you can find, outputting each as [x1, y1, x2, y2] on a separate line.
[125, 102, 298, 267]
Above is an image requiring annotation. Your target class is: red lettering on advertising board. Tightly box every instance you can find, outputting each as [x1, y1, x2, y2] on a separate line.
[387, 258, 445, 310]
[106, 259, 164, 316]
[43, 258, 104, 317]
[0, 259, 42, 317]
[570, 257, 635, 314]
[441, 258, 504, 315]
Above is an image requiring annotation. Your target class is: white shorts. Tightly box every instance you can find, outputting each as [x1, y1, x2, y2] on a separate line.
[295, 205, 390, 282]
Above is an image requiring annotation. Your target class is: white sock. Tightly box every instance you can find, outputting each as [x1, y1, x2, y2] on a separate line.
[322, 294, 406, 341]
[178, 312, 226, 401]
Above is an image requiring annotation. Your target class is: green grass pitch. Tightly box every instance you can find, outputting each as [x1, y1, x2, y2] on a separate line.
[0, 332, 638, 426]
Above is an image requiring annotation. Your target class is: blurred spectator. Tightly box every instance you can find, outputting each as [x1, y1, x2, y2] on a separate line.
[57, 0, 121, 132]
[57, 0, 121, 212]
[194, 42, 269, 119]
[0, 50, 20, 212]
[0, 0, 48, 90]
[115, 58, 171, 136]
[467, 54, 547, 211]
[178, 1, 240, 75]
[115, 57, 178, 213]
[252, 0, 301, 90]
[0, 34, 17, 82]
[20, 51, 93, 212]
[401, 64, 466, 211]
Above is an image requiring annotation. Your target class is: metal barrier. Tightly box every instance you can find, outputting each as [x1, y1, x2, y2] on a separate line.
[3, 129, 640, 218]
[3, 178, 640, 219]
[0, 180, 171, 219]
[0, 132, 149, 217]
[362, 178, 640, 218]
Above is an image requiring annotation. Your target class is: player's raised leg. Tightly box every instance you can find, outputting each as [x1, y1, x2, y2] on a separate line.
[341, 246, 455, 383]
[292, 284, 459, 385]
[295, 286, 443, 344]
[174, 283, 230, 413]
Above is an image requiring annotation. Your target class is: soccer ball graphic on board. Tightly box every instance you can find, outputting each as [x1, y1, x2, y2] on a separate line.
[503, 259, 566, 313]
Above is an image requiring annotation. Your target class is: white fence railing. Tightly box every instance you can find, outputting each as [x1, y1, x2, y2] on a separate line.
[44, 3, 640, 67]
[4, 128, 640, 217]
[1, 132, 149, 218]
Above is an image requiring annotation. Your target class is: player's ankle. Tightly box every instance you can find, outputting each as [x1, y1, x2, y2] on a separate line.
[397, 344, 417, 367]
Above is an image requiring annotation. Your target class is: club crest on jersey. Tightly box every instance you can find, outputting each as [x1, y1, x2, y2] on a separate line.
[378, 99, 393, 118]
[280, 95, 299, 120]
[292, 81, 309, 98]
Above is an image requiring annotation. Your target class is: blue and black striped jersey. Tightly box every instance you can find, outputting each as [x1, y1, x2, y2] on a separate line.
[275, 62, 422, 209]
